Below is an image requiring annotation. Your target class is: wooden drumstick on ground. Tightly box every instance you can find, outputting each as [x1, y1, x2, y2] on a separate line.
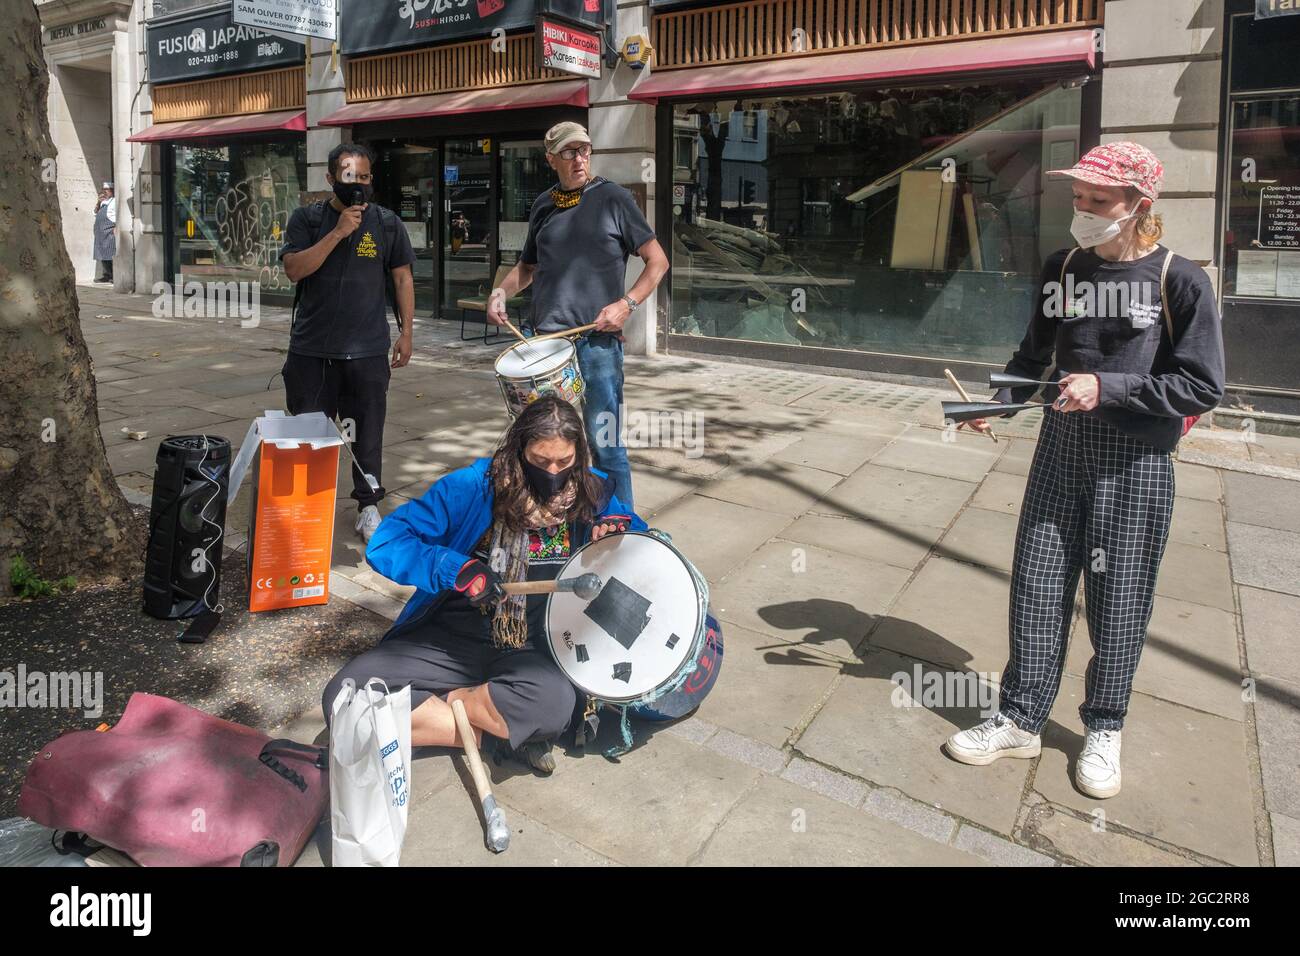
[944, 368, 998, 443]
[450, 698, 510, 853]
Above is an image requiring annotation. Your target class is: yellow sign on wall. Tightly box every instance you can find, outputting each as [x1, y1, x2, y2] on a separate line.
[185, 219, 195, 238]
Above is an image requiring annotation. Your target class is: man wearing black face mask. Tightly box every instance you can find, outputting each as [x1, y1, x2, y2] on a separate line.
[281, 143, 416, 543]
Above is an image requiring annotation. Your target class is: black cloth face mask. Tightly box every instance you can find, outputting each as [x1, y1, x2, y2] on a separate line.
[332, 180, 374, 207]
[522, 458, 574, 502]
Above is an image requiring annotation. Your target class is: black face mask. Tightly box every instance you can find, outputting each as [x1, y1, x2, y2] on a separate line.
[332, 180, 374, 207]
[522, 458, 574, 502]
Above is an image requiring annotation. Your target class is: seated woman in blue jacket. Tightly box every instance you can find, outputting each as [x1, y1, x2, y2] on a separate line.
[322, 396, 646, 774]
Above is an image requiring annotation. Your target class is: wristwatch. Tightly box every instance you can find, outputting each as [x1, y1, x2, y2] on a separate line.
[622, 294, 639, 312]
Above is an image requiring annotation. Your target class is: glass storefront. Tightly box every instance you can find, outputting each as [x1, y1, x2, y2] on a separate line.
[1218, 6, 1300, 402]
[368, 134, 551, 320]
[667, 80, 1084, 365]
[168, 139, 306, 306]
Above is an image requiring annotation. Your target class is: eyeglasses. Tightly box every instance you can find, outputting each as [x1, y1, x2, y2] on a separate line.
[557, 145, 592, 161]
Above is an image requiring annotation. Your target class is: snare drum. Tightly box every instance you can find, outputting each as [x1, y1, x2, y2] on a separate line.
[494, 338, 584, 419]
[545, 531, 713, 707]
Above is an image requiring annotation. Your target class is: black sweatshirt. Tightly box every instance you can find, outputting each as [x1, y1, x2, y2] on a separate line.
[993, 245, 1226, 452]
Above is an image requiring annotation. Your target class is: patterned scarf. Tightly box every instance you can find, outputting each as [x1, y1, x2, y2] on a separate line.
[550, 175, 605, 210]
[486, 479, 578, 649]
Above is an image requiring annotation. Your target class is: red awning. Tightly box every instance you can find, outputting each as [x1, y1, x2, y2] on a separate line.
[628, 30, 1098, 104]
[318, 79, 589, 127]
[126, 109, 306, 142]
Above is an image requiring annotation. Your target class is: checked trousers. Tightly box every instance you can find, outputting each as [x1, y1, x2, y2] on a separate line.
[998, 407, 1175, 734]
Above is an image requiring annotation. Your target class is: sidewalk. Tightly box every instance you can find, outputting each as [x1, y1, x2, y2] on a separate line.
[67, 284, 1300, 866]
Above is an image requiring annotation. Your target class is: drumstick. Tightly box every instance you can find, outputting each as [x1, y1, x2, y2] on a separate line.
[943, 368, 998, 444]
[520, 322, 599, 346]
[502, 573, 603, 600]
[451, 698, 510, 854]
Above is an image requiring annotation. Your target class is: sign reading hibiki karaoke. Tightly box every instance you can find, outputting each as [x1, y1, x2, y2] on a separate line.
[340, 0, 607, 57]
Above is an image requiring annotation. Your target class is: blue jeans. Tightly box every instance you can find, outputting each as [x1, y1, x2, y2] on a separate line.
[574, 334, 634, 511]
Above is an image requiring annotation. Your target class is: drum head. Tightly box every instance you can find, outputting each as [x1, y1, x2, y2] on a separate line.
[494, 338, 573, 378]
[546, 532, 705, 703]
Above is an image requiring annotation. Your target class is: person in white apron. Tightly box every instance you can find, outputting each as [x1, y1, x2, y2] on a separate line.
[93, 182, 116, 283]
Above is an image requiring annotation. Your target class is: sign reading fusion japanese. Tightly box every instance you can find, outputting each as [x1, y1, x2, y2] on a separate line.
[147, 9, 305, 83]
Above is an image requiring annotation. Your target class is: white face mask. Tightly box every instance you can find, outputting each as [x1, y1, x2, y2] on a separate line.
[1069, 206, 1140, 248]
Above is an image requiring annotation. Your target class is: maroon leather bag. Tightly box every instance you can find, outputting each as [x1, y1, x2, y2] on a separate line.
[18, 693, 328, 867]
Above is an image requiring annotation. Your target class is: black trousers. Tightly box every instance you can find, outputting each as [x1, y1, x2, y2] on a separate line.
[321, 629, 577, 750]
[282, 352, 389, 509]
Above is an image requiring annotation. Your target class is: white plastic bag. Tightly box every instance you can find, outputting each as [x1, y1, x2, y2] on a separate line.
[329, 678, 412, 867]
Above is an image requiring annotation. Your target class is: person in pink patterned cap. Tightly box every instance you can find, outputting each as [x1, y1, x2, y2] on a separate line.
[943, 142, 1225, 800]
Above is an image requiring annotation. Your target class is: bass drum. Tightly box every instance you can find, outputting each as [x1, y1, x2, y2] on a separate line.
[628, 614, 723, 721]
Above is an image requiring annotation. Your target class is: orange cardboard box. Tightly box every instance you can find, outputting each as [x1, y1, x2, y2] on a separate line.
[227, 412, 344, 613]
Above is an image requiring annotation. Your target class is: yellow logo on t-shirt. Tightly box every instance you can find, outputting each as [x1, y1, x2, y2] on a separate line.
[356, 232, 378, 258]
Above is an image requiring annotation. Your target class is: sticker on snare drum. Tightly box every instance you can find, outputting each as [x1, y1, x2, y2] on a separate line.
[666, 634, 680, 650]
[583, 577, 652, 650]
[612, 662, 632, 683]
[575, 644, 590, 663]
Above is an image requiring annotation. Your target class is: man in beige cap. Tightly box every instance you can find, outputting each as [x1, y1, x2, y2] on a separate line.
[487, 121, 668, 510]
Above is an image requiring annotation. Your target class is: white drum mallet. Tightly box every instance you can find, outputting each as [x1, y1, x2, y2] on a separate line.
[450, 698, 510, 854]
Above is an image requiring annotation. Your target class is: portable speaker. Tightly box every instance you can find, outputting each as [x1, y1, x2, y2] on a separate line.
[142, 435, 231, 620]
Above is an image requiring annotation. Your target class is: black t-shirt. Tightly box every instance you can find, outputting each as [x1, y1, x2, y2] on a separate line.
[520, 179, 656, 333]
[995, 245, 1225, 452]
[434, 523, 573, 646]
[280, 202, 415, 360]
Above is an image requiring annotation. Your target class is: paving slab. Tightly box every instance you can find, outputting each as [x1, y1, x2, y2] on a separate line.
[868, 429, 1002, 483]
[1223, 472, 1300, 533]
[629, 465, 703, 516]
[1227, 523, 1300, 597]
[952, 825, 1056, 866]
[1173, 462, 1222, 502]
[935, 506, 1019, 573]
[969, 471, 1028, 516]
[1019, 797, 1200, 866]
[1255, 679, 1300, 821]
[769, 419, 907, 476]
[1271, 812, 1300, 867]
[775, 512, 942, 571]
[711, 540, 913, 660]
[1066, 596, 1243, 721]
[869, 557, 1011, 676]
[652, 494, 792, 583]
[696, 774, 985, 866]
[1167, 496, 1227, 552]
[695, 621, 842, 749]
[814, 463, 977, 529]
[1033, 676, 1259, 866]
[489, 728, 761, 867]
[695, 460, 845, 517]
[1153, 541, 1236, 611]
[1239, 587, 1300, 686]
[795, 647, 1030, 835]
[992, 436, 1038, 477]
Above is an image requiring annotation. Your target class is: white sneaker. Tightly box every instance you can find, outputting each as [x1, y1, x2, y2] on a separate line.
[944, 713, 1041, 766]
[356, 505, 382, 544]
[1076, 729, 1122, 799]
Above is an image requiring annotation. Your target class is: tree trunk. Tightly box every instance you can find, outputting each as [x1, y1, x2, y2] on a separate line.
[0, 0, 140, 596]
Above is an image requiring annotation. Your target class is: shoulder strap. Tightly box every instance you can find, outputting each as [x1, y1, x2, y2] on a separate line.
[1058, 246, 1080, 288]
[1159, 248, 1175, 341]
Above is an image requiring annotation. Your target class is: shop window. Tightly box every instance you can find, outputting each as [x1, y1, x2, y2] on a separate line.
[170, 140, 306, 306]
[1223, 94, 1300, 300]
[669, 82, 1082, 364]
